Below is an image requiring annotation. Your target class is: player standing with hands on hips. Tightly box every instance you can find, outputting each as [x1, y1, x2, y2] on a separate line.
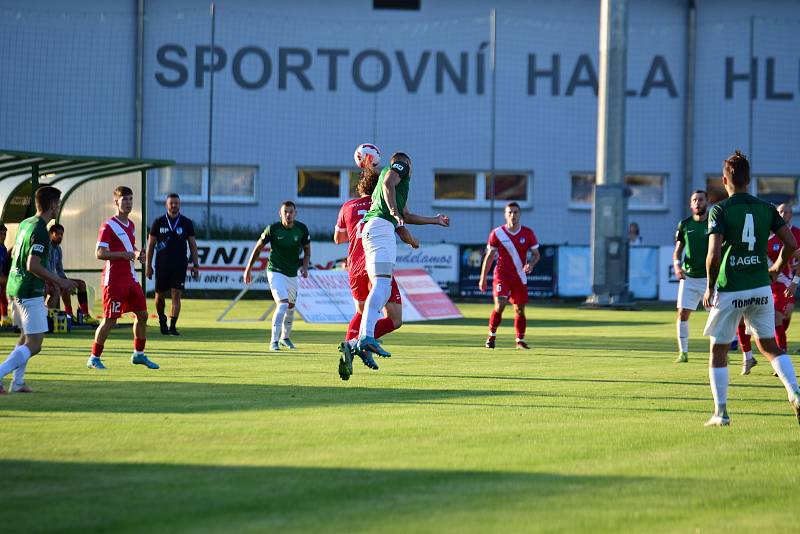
[479, 202, 540, 350]
[0, 187, 77, 393]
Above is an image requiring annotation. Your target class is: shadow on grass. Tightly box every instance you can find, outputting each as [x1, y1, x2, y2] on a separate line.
[1, 460, 693, 532]
[432, 316, 666, 329]
[0, 381, 515, 414]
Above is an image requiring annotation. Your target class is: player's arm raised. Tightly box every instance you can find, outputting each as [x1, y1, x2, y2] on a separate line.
[382, 170, 403, 226]
[242, 236, 267, 285]
[395, 225, 419, 249]
[479, 247, 497, 293]
[403, 208, 449, 227]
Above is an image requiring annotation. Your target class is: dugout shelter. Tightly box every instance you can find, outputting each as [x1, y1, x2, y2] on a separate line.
[0, 150, 174, 301]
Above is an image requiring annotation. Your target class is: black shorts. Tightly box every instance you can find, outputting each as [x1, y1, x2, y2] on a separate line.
[155, 262, 187, 293]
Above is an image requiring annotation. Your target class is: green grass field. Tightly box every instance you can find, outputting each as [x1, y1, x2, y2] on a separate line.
[2, 300, 799, 533]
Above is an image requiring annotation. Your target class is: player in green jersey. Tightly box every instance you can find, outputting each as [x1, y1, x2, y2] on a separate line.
[357, 152, 449, 361]
[702, 150, 800, 426]
[243, 201, 310, 351]
[673, 190, 709, 363]
[0, 187, 77, 394]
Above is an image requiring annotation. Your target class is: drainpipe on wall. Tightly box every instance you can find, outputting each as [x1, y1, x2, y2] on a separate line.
[135, 0, 144, 158]
[682, 0, 696, 206]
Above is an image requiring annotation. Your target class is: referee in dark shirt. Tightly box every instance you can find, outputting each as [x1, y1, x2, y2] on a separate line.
[146, 193, 199, 335]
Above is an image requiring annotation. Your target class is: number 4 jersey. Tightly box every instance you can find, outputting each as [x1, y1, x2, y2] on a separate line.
[707, 193, 785, 292]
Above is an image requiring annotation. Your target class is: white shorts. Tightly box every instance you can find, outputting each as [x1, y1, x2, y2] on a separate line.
[11, 296, 48, 335]
[267, 270, 297, 303]
[703, 286, 775, 344]
[677, 276, 707, 311]
[362, 217, 397, 276]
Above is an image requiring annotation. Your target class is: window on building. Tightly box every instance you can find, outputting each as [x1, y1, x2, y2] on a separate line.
[570, 172, 666, 209]
[756, 175, 799, 206]
[434, 171, 531, 206]
[296, 168, 363, 204]
[705, 174, 727, 205]
[374, 0, 420, 10]
[157, 165, 256, 203]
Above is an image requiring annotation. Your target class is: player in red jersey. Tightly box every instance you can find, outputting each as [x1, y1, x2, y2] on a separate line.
[768, 203, 800, 351]
[478, 202, 540, 349]
[86, 186, 158, 370]
[333, 159, 422, 379]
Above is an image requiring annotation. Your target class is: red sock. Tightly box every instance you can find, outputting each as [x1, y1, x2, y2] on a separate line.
[374, 317, 397, 339]
[737, 323, 752, 352]
[514, 314, 527, 341]
[91, 343, 104, 357]
[0, 289, 8, 316]
[63, 303, 74, 315]
[77, 290, 90, 315]
[346, 312, 362, 341]
[776, 325, 787, 352]
[134, 338, 146, 353]
[489, 310, 502, 336]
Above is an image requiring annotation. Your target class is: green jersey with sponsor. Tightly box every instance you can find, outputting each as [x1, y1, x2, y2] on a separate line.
[7, 215, 50, 299]
[362, 160, 411, 228]
[260, 221, 310, 277]
[707, 193, 784, 292]
[675, 216, 708, 278]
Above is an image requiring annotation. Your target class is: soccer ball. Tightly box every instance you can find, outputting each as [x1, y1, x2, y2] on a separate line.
[354, 143, 381, 169]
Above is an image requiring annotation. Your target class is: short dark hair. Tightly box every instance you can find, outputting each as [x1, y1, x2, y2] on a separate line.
[114, 185, 133, 199]
[35, 186, 62, 212]
[166, 193, 180, 200]
[691, 189, 707, 199]
[505, 202, 521, 211]
[723, 150, 750, 188]
[0, 223, 6, 233]
[49, 223, 64, 233]
[390, 152, 410, 164]
[281, 200, 296, 210]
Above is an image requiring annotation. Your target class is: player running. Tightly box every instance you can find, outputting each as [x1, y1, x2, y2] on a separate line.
[334, 154, 421, 379]
[356, 152, 449, 360]
[0, 187, 77, 393]
[702, 150, 800, 426]
[478, 202, 540, 349]
[243, 201, 310, 351]
[766, 203, 800, 352]
[673, 190, 709, 363]
[88, 186, 158, 370]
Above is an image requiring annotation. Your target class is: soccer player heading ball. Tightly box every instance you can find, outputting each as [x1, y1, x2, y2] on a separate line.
[702, 150, 800, 426]
[479, 202, 540, 350]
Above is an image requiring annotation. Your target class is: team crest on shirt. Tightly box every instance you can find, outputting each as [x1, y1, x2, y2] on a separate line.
[520, 237, 525, 244]
[773, 243, 780, 251]
[177, 227, 183, 235]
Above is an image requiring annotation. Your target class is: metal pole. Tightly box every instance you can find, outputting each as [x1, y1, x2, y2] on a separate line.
[205, 1, 216, 239]
[134, 0, 144, 158]
[682, 0, 696, 210]
[748, 15, 754, 173]
[586, 0, 630, 307]
[141, 169, 147, 293]
[488, 8, 497, 231]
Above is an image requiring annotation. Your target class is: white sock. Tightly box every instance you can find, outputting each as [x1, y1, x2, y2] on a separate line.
[360, 277, 392, 339]
[677, 320, 689, 353]
[709, 366, 729, 412]
[12, 344, 27, 386]
[281, 307, 295, 340]
[770, 355, 800, 400]
[0, 345, 31, 381]
[271, 302, 288, 343]
[743, 351, 753, 362]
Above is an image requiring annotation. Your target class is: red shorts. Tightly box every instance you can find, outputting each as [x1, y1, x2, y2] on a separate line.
[349, 270, 402, 305]
[103, 280, 147, 318]
[493, 275, 529, 305]
[772, 283, 795, 315]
